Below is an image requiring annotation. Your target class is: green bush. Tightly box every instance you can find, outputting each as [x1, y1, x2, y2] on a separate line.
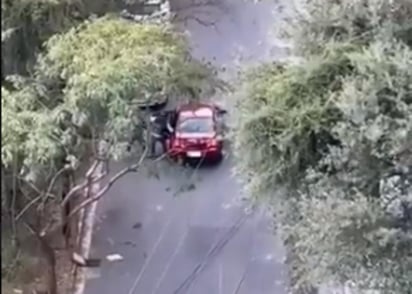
[1, 17, 218, 257]
[234, 44, 355, 194]
[233, 0, 412, 292]
[2, 17, 217, 168]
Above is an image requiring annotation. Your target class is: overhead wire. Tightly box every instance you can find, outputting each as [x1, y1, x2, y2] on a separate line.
[172, 208, 253, 294]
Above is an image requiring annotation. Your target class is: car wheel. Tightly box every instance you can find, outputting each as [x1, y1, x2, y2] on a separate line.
[214, 152, 224, 164]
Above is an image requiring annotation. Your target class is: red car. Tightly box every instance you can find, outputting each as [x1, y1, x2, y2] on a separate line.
[167, 103, 226, 164]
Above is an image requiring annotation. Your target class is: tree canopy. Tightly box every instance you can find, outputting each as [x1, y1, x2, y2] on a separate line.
[233, 0, 412, 292]
[2, 14, 219, 291]
[1, 14, 217, 264]
[2, 17, 216, 170]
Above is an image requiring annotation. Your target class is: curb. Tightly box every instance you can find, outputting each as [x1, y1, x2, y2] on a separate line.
[71, 163, 104, 294]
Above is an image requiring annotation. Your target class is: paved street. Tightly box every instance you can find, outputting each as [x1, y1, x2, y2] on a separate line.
[85, 0, 289, 293]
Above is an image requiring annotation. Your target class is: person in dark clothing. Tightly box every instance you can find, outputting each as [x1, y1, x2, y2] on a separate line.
[126, 113, 148, 152]
[149, 109, 177, 157]
[165, 109, 177, 134]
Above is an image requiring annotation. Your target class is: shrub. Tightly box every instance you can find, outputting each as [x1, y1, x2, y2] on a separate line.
[233, 0, 412, 292]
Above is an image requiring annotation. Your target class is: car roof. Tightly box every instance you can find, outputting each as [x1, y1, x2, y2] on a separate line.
[177, 103, 215, 118]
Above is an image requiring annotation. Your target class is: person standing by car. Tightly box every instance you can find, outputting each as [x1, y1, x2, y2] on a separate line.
[148, 109, 177, 157]
[165, 109, 177, 134]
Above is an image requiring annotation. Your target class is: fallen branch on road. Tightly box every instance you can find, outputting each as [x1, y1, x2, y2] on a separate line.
[67, 150, 171, 220]
[40, 149, 167, 239]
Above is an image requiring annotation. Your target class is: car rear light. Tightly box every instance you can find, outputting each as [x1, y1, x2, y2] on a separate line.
[173, 138, 184, 147]
[207, 138, 218, 147]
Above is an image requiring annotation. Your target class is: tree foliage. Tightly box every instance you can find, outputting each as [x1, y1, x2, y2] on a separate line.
[35, 17, 216, 155]
[1, 0, 88, 76]
[2, 84, 61, 167]
[1, 2, 220, 291]
[2, 16, 219, 292]
[233, 0, 412, 293]
[281, 0, 412, 55]
[1, 17, 218, 264]
[3, 16, 216, 169]
[1, 0, 166, 76]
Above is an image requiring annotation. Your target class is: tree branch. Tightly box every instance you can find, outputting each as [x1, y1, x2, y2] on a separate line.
[18, 176, 52, 198]
[15, 166, 71, 220]
[37, 166, 70, 211]
[42, 149, 166, 237]
[60, 159, 103, 208]
[15, 194, 43, 221]
[46, 166, 68, 198]
[174, 13, 218, 27]
[85, 159, 99, 179]
[67, 149, 156, 219]
[59, 182, 88, 208]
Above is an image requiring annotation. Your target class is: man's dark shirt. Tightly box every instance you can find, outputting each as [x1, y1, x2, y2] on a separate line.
[150, 110, 176, 139]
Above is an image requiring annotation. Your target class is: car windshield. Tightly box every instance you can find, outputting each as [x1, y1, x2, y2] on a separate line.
[176, 117, 214, 133]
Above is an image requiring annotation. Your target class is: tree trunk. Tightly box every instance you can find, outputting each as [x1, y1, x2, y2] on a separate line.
[1, 167, 11, 224]
[38, 235, 58, 294]
[62, 170, 74, 248]
[71, 163, 104, 294]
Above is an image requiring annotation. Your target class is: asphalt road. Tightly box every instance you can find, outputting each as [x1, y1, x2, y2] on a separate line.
[85, 1, 289, 293]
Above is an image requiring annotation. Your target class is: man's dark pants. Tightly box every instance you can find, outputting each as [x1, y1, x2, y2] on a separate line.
[150, 135, 167, 157]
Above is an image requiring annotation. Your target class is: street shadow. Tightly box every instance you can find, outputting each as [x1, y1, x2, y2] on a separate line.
[185, 158, 224, 170]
